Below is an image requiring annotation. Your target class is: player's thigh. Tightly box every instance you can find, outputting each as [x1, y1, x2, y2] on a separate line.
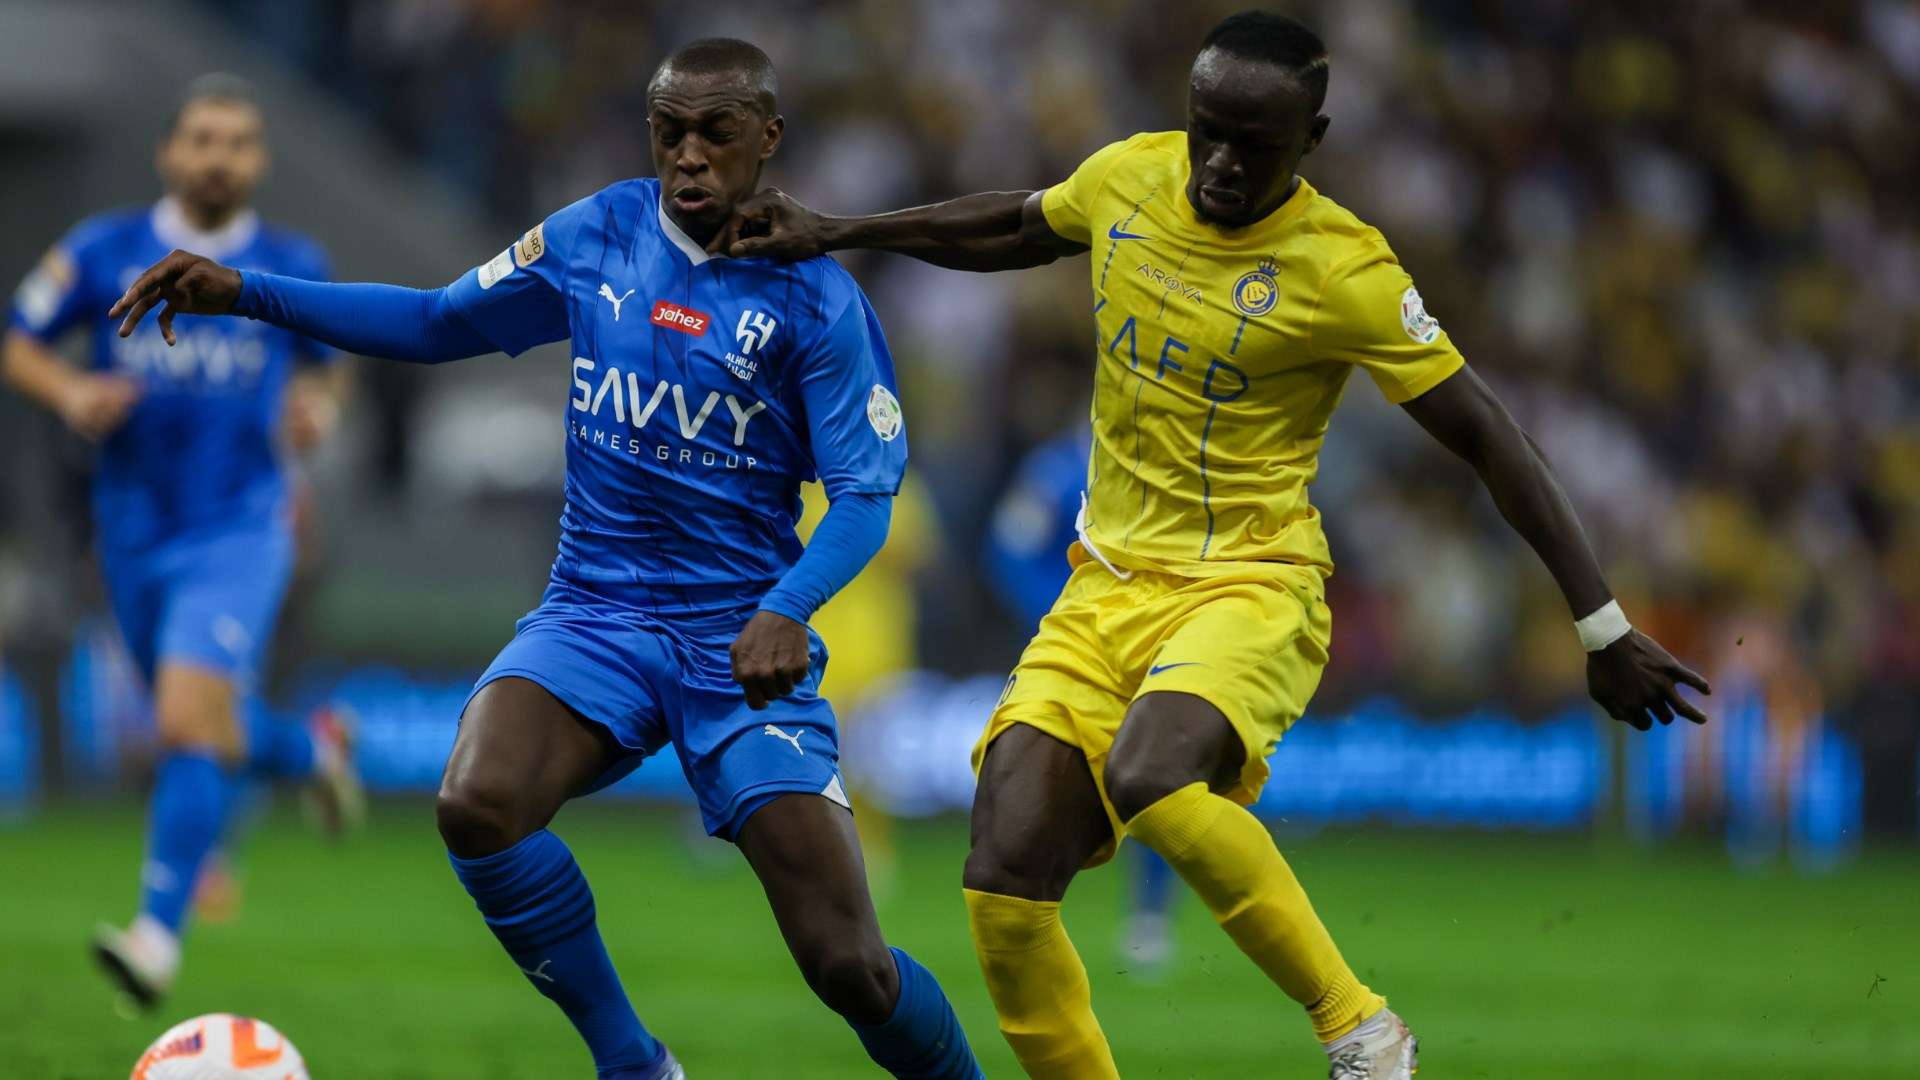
[735, 792, 873, 922]
[964, 724, 1111, 902]
[735, 794, 885, 955]
[670, 623, 848, 836]
[438, 676, 619, 851]
[153, 527, 296, 692]
[151, 661, 241, 758]
[1110, 571, 1331, 819]
[1105, 691, 1244, 821]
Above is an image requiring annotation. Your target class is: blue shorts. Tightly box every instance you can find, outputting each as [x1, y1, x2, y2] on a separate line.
[99, 525, 296, 689]
[468, 589, 850, 839]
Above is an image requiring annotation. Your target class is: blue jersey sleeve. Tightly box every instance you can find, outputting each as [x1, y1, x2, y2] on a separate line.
[796, 273, 908, 498]
[443, 193, 597, 357]
[7, 218, 113, 343]
[281, 236, 339, 366]
[758, 491, 893, 625]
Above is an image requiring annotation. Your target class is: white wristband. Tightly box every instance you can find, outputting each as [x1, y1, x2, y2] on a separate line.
[1575, 599, 1631, 652]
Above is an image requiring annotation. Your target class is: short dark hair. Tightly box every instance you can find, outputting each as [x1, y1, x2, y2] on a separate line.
[1199, 11, 1329, 112]
[649, 37, 779, 115]
[167, 72, 262, 135]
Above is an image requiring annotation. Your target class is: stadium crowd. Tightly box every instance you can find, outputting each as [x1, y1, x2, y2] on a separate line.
[211, 0, 1920, 723]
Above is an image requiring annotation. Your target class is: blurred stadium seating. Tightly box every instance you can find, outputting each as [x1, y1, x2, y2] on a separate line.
[1, 0, 1915, 856]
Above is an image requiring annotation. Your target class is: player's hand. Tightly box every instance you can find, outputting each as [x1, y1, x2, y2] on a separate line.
[1587, 629, 1711, 731]
[57, 372, 141, 441]
[731, 610, 812, 710]
[108, 250, 244, 346]
[720, 188, 829, 261]
[282, 379, 341, 454]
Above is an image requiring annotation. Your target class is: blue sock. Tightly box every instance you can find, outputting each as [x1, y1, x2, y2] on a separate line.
[449, 831, 664, 1078]
[1137, 847, 1177, 916]
[139, 751, 236, 934]
[849, 947, 984, 1080]
[241, 701, 316, 780]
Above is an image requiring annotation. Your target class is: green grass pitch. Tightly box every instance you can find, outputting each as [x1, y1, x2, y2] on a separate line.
[2, 800, 1914, 1078]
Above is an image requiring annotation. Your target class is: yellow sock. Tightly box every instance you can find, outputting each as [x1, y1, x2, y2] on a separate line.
[962, 888, 1120, 1079]
[1126, 782, 1385, 1042]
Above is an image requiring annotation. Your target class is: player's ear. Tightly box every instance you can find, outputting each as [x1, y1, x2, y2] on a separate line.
[1302, 114, 1330, 158]
[761, 113, 784, 162]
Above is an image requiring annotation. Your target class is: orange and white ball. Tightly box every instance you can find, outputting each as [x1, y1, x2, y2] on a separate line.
[131, 1014, 309, 1080]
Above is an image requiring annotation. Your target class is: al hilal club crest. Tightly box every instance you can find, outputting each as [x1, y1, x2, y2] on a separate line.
[1233, 255, 1280, 317]
[867, 384, 903, 442]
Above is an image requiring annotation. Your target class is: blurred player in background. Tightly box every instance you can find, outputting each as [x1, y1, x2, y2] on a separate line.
[797, 476, 938, 898]
[2, 74, 359, 1008]
[112, 39, 983, 1080]
[984, 423, 1182, 976]
[729, 10, 1712, 1078]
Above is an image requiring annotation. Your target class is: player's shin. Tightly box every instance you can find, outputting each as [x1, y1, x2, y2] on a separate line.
[139, 750, 237, 940]
[240, 700, 315, 779]
[448, 830, 669, 1078]
[962, 888, 1120, 1079]
[1124, 782, 1384, 1042]
[847, 947, 985, 1080]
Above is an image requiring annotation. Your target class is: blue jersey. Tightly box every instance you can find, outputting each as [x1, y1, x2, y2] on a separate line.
[7, 199, 335, 551]
[446, 179, 907, 616]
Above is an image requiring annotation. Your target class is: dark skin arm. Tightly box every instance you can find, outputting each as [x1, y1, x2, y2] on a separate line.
[720, 189, 1085, 271]
[1402, 366, 1710, 729]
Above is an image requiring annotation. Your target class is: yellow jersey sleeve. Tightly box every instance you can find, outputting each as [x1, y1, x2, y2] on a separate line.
[1311, 250, 1465, 404]
[1040, 134, 1152, 245]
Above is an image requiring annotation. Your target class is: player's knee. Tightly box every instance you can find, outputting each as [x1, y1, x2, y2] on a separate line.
[435, 775, 528, 858]
[1102, 752, 1187, 824]
[152, 676, 238, 759]
[799, 937, 896, 1025]
[962, 834, 1074, 901]
[153, 708, 222, 753]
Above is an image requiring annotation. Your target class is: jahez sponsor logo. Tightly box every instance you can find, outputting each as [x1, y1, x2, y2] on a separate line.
[651, 300, 710, 336]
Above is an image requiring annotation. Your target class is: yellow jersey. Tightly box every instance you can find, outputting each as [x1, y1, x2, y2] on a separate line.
[1041, 130, 1464, 575]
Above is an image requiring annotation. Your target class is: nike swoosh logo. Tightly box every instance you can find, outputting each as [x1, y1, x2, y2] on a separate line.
[1107, 223, 1151, 241]
[1147, 662, 1200, 675]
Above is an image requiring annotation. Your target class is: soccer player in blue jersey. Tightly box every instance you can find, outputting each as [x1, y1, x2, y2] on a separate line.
[111, 40, 982, 1080]
[3, 75, 361, 1007]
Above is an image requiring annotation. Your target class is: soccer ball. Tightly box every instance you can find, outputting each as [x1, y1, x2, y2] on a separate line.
[130, 1013, 309, 1079]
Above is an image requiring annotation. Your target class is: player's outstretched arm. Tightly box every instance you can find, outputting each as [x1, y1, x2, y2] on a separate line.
[1402, 366, 1711, 730]
[723, 188, 1086, 272]
[2, 329, 141, 441]
[109, 250, 494, 364]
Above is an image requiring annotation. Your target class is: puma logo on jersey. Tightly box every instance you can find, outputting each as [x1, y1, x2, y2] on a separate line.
[763, 724, 805, 755]
[598, 283, 636, 320]
[520, 959, 556, 983]
[651, 300, 710, 336]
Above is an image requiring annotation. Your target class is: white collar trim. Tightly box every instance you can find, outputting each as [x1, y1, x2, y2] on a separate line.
[657, 197, 718, 265]
[152, 197, 259, 259]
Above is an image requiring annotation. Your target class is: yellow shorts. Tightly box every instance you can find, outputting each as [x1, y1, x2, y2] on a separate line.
[974, 547, 1332, 865]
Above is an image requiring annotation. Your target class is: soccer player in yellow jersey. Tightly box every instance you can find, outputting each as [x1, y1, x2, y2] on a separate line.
[727, 11, 1711, 1078]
